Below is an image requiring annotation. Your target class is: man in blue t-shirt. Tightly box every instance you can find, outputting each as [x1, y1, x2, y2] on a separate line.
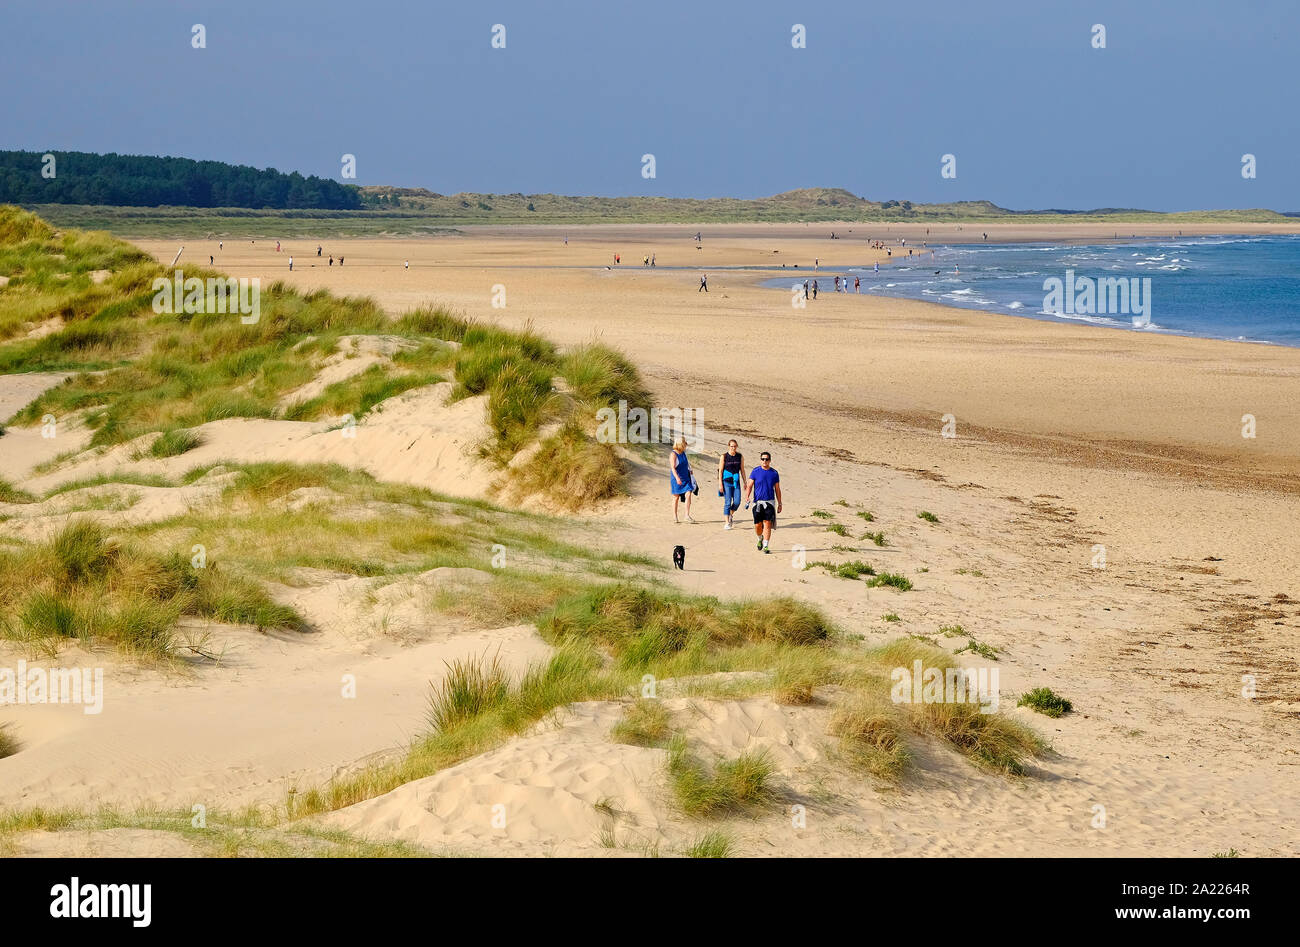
[745, 451, 783, 554]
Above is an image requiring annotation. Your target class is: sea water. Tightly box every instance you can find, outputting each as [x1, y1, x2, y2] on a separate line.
[764, 235, 1300, 346]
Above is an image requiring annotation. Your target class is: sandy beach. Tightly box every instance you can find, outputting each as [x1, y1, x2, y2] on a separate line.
[2, 220, 1297, 857]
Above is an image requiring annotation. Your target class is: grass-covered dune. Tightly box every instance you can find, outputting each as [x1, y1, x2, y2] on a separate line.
[0, 519, 300, 658]
[291, 578, 1047, 820]
[0, 204, 647, 508]
[0, 204, 1049, 857]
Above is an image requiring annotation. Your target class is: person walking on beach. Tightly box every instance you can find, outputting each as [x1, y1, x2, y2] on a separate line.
[670, 438, 697, 523]
[699, 274, 708, 292]
[854, 275, 860, 292]
[339, 256, 344, 267]
[209, 255, 214, 265]
[651, 254, 656, 267]
[812, 279, 818, 299]
[745, 451, 782, 553]
[803, 279, 809, 300]
[276, 241, 281, 252]
[718, 439, 746, 530]
[329, 256, 333, 266]
[219, 241, 223, 251]
[317, 246, 322, 257]
[288, 256, 293, 271]
[404, 260, 409, 270]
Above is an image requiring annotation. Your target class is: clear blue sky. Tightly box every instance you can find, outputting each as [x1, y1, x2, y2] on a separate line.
[1, 0, 1294, 210]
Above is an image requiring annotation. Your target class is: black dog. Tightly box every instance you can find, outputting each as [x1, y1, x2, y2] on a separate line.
[672, 545, 686, 570]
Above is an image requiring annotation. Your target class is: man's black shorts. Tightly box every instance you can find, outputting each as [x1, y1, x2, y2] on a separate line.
[753, 503, 776, 524]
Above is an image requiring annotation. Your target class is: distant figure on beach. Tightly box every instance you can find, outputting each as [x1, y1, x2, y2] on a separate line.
[695, 231, 702, 243]
[288, 256, 293, 271]
[812, 280, 818, 299]
[814, 258, 819, 270]
[219, 241, 223, 250]
[833, 275, 840, 292]
[670, 438, 696, 524]
[803, 280, 809, 299]
[854, 276, 860, 292]
[699, 274, 708, 292]
[404, 260, 409, 269]
[329, 256, 333, 266]
[651, 254, 656, 266]
[276, 241, 281, 252]
[339, 256, 344, 267]
[317, 246, 322, 256]
[644, 256, 649, 266]
[874, 262, 879, 273]
[718, 439, 746, 530]
[745, 451, 782, 554]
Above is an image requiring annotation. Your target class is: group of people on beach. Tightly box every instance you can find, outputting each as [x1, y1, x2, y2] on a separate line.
[670, 439, 782, 554]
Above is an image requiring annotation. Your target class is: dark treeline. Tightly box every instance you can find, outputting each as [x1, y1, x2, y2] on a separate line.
[0, 150, 362, 210]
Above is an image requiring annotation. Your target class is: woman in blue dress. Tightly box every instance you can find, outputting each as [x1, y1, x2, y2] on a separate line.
[669, 437, 696, 523]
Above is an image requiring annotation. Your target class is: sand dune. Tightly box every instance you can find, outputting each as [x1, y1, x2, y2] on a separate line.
[3, 223, 1297, 857]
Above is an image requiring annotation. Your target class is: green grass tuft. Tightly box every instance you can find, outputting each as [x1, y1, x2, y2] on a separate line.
[0, 478, 35, 504]
[610, 699, 672, 747]
[866, 572, 913, 591]
[955, 638, 1000, 661]
[426, 652, 511, 733]
[830, 697, 909, 781]
[1017, 687, 1073, 718]
[807, 559, 874, 580]
[684, 831, 735, 858]
[0, 723, 18, 759]
[667, 736, 776, 817]
[149, 428, 203, 458]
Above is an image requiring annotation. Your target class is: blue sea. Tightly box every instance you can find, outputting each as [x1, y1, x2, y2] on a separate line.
[762, 235, 1300, 346]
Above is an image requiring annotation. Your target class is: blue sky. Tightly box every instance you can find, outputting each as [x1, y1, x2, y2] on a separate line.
[1, 0, 1294, 210]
